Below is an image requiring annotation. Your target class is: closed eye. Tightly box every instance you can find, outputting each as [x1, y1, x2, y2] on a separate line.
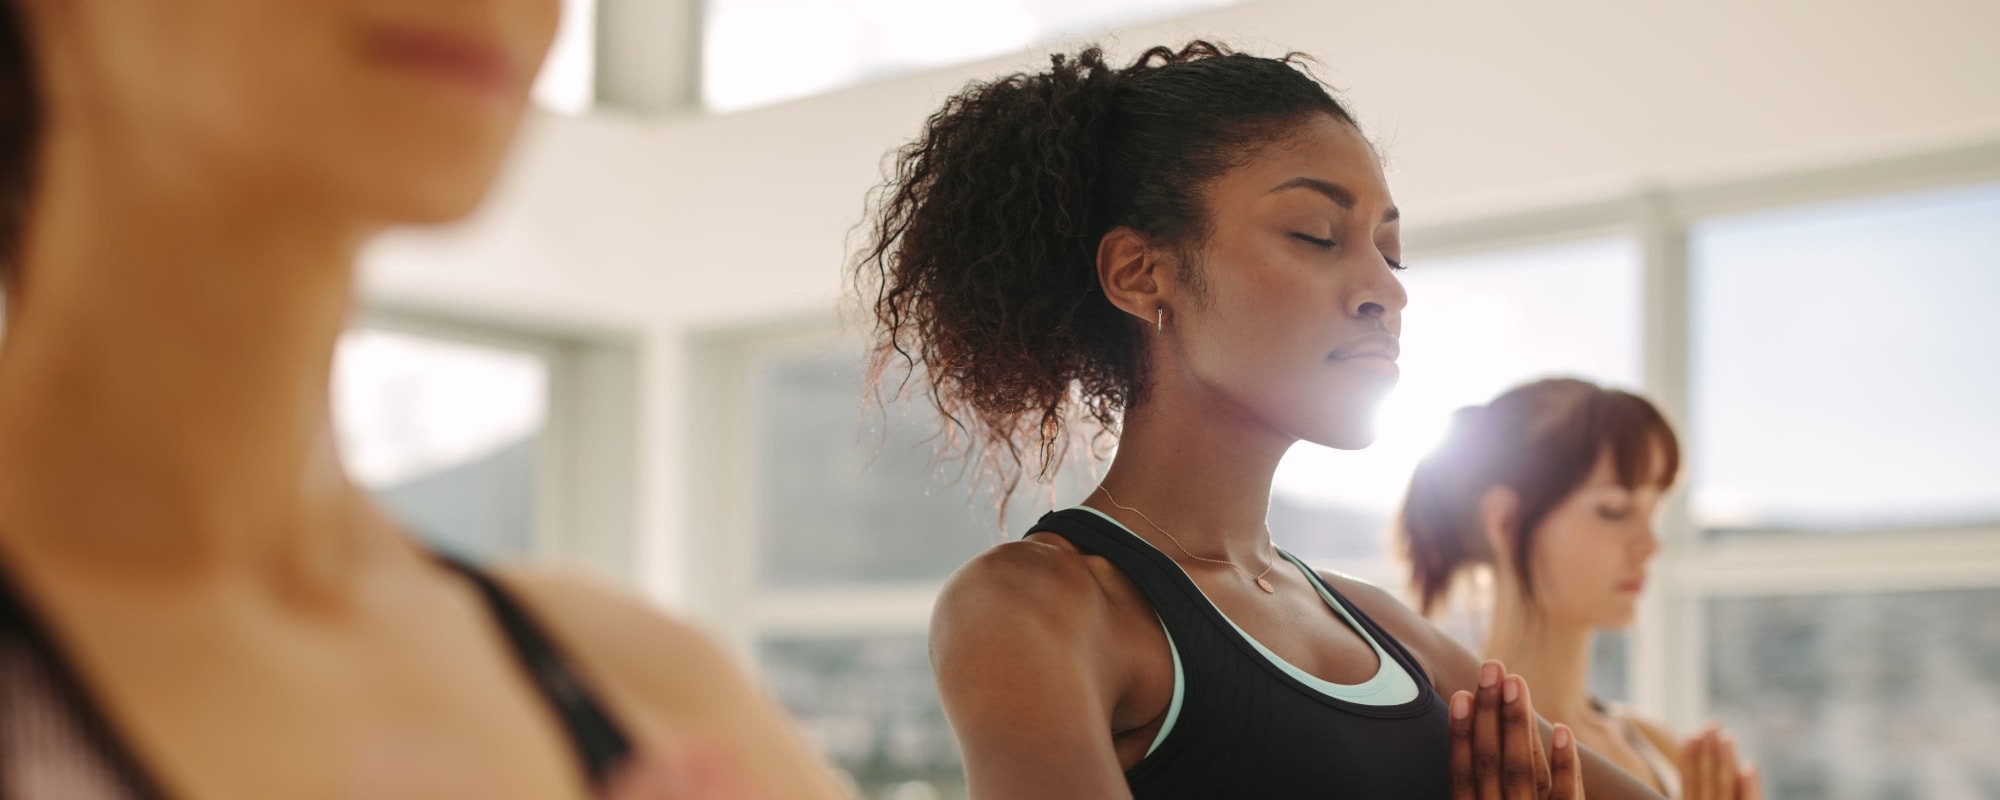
[1291, 233, 1336, 249]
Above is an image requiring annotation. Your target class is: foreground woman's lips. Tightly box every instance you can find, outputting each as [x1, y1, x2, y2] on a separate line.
[362, 23, 523, 101]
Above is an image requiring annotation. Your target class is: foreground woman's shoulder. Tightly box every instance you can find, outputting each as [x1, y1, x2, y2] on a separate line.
[490, 565, 854, 799]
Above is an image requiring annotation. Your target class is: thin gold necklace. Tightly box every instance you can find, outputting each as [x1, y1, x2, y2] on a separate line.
[1096, 486, 1280, 594]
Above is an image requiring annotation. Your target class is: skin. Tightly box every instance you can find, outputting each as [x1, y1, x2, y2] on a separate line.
[1482, 449, 1761, 799]
[931, 114, 1666, 799]
[0, 1, 843, 798]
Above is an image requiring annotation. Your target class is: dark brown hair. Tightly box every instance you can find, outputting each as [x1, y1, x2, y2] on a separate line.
[853, 41, 1355, 506]
[0, 1, 35, 287]
[1395, 378, 1682, 617]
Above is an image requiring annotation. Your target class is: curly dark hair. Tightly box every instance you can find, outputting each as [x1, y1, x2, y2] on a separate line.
[0, 1, 35, 288]
[853, 41, 1357, 507]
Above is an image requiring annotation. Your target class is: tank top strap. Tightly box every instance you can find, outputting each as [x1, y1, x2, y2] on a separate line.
[1026, 508, 1212, 628]
[434, 555, 634, 788]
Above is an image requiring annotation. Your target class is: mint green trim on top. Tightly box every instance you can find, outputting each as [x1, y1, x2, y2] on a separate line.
[1069, 506, 1419, 707]
[1146, 616, 1184, 757]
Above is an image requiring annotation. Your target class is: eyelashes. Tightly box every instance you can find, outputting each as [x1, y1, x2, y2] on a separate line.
[1290, 233, 1407, 271]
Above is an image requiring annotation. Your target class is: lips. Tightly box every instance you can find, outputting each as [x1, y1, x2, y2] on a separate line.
[362, 24, 523, 100]
[1329, 332, 1401, 363]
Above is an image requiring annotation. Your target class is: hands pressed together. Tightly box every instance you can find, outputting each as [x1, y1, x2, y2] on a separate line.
[1679, 724, 1761, 800]
[1449, 660, 1584, 800]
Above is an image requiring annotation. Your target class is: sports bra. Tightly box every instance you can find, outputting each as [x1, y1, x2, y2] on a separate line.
[0, 551, 634, 799]
[1029, 507, 1453, 798]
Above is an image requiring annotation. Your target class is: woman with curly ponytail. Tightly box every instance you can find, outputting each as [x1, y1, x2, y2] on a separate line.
[859, 41, 1669, 799]
[1397, 379, 1760, 800]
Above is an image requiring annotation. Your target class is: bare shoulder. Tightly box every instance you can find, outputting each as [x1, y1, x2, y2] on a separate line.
[932, 536, 1120, 662]
[489, 565, 851, 799]
[486, 568, 734, 700]
[930, 538, 1144, 798]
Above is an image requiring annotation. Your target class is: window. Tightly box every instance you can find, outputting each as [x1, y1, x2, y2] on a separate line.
[1708, 588, 2000, 797]
[334, 326, 552, 558]
[702, 0, 1241, 113]
[1680, 181, 2000, 792]
[1690, 183, 2000, 533]
[701, 333, 1093, 799]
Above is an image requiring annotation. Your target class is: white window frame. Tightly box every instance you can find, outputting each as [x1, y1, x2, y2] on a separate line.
[691, 137, 2000, 735]
[687, 314, 943, 660]
[357, 303, 643, 580]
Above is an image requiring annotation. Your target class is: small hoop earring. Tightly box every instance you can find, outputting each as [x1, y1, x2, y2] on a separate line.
[1156, 307, 1164, 334]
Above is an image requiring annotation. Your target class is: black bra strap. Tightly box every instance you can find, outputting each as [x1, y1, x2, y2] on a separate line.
[437, 555, 633, 786]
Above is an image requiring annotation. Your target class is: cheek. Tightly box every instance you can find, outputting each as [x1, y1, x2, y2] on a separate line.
[1531, 520, 1623, 597]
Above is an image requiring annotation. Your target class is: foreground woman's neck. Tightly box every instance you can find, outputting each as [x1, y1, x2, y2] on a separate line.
[0, 128, 402, 586]
[1093, 376, 1295, 565]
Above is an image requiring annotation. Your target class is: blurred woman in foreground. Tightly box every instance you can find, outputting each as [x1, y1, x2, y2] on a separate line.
[0, 2, 840, 797]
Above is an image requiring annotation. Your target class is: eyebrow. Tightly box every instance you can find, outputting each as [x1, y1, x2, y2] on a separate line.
[1270, 177, 1400, 223]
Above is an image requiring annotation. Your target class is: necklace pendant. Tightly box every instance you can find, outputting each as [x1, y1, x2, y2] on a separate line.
[1256, 577, 1276, 594]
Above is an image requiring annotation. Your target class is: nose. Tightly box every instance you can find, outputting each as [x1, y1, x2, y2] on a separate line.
[1635, 523, 1662, 562]
[1351, 249, 1408, 327]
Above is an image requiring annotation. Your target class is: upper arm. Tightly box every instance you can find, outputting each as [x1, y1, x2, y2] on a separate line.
[1319, 571, 1669, 800]
[931, 543, 1135, 800]
[493, 567, 852, 800]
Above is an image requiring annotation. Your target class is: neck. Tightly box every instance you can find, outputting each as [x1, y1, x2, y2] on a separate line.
[1483, 581, 1600, 724]
[1091, 372, 1296, 565]
[0, 123, 398, 580]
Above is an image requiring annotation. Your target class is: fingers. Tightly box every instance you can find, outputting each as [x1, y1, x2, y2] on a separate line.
[1714, 731, 1739, 800]
[1739, 761, 1762, 800]
[1450, 691, 1476, 800]
[1527, 690, 1551, 798]
[1548, 724, 1583, 800]
[1474, 661, 1504, 800]
[1500, 676, 1538, 800]
[1682, 727, 1714, 800]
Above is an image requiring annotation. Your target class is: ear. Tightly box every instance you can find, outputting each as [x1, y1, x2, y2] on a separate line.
[1477, 486, 1521, 565]
[1096, 226, 1164, 327]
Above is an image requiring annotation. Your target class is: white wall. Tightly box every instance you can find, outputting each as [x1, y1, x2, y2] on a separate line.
[360, 0, 2000, 607]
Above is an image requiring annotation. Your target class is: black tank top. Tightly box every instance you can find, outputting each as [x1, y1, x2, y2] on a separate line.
[0, 553, 633, 799]
[1030, 508, 1452, 798]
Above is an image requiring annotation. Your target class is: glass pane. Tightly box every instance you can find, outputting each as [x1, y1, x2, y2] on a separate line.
[703, 0, 1239, 112]
[761, 635, 965, 800]
[1691, 183, 2000, 532]
[1708, 588, 2000, 799]
[1270, 238, 1643, 585]
[333, 329, 549, 558]
[755, 353, 1086, 589]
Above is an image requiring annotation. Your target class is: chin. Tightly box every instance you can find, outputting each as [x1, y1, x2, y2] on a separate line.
[1295, 410, 1383, 451]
